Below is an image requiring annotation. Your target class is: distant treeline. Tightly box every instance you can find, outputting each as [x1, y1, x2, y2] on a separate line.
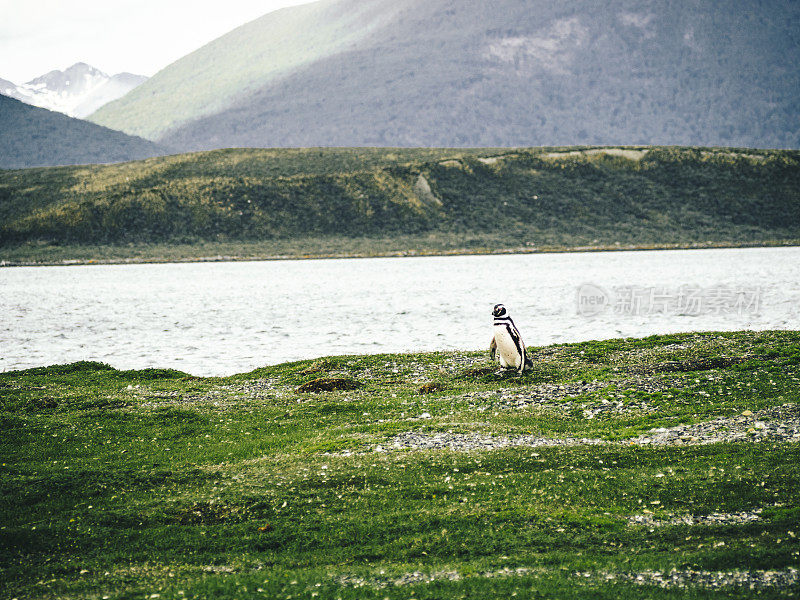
[1, 146, 799, 249]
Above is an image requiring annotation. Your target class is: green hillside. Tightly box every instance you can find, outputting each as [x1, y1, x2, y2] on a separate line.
[1, 145, 798, 247]
[1, 146, 799, 262]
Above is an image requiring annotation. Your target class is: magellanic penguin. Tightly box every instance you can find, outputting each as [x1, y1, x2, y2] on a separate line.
[489, 303, 533, 373]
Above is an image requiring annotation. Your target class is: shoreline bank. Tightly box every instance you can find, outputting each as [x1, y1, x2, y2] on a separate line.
[2, 238, 798, 267]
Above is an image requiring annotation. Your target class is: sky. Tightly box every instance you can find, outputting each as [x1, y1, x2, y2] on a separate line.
[0, 0, 317, 83]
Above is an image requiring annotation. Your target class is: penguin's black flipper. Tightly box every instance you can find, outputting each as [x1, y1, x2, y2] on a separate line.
[489, 337, 497, 361]
[524, 355, 534, 369]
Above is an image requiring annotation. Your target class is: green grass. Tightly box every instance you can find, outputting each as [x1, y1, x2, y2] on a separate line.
[2, 146, 799, 265]
[2, 330, 799, 599]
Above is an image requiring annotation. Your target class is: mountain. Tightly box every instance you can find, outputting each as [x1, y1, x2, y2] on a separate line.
[2, 63, 147, 119]
[0, 94, 167, 169]
[89, 0, 407, 140]
[0, 77, 19, 97]
[89, 0, 800, 150]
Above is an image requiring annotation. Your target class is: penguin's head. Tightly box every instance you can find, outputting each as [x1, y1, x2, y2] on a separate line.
[492, 304, 507, 317]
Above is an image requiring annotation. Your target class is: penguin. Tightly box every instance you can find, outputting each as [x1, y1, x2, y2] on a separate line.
[489, 303, 533, 373]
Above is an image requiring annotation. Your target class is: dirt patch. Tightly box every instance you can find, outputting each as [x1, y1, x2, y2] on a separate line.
[418, 382, 447, 394]
[299, 359, 339, 375]
[29, 396, 60, 410]
[457, 366, 495, 379]
[175, 502, 232, 525]
[413, 174, 442, 207]
[543, 148, 648, 161]
[477, 154, 518, 165]
[297, 377, 362, 393]
[631, 356, 749, 375]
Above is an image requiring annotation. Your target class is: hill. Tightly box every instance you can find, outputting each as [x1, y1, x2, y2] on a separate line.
[89, 0, 800, 149]
[0, 95, 167, 170]
[1, 146, 799, 261]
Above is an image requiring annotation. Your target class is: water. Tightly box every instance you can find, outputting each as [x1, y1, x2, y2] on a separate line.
[2, 247, 799, 376]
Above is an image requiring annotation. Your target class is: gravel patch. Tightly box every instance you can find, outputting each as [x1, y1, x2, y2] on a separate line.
[389, 430, 607, 451]
[629, 403, 800, 446]
[336, 566, 543, 589]
[628, 509, 763, 527]
[336, 569, 461, 588]
[461, 375, 678, 415]
[337, 567, 799, 590]
[383, 403, 800, 452]
[595, 567, 800, 590]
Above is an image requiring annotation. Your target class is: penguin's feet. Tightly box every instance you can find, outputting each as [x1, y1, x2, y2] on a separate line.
[495, 367, 520, 378]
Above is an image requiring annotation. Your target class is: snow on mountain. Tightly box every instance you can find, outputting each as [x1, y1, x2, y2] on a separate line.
[1, 63, 146, 119]
[0, 77, 17, 94]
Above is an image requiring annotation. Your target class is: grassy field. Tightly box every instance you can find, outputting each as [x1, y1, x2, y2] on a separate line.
[2, 146, 799, 265]
[2, 330, 799, 599]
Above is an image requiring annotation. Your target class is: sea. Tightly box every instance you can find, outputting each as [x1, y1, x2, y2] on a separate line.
[2, 247, 798, 376]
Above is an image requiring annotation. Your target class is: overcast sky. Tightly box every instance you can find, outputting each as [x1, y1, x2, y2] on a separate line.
[0, 0, 317, 83]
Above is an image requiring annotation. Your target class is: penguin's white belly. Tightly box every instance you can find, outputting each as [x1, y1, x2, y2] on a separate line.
[493, 326, 523, 368]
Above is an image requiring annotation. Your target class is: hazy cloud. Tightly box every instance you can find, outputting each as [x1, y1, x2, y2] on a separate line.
[0, 0, 315, 82]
